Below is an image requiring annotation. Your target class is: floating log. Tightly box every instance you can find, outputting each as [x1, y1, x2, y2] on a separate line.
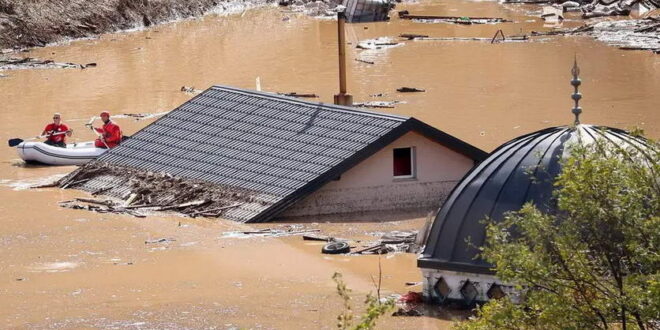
[399, 33, 429, 40]
[355, 58, 375, 64]
[74, 197, 114, 206]
[352, 244, 384, 254]
[302, 234, 333, 242]
[30, 181, 60, 189]
[397, 87, 425, 93]
[278, 92, 319, 98]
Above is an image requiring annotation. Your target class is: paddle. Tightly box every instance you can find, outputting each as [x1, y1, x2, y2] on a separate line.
[8, 131, 68, 147]
[86, 116, 110, 149]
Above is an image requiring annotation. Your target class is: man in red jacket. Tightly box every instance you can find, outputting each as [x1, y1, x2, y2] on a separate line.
[42, 113, 72, 147]
[90, 111, 122, 148]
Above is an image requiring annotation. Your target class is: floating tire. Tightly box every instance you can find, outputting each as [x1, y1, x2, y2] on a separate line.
[322, 241, 350, 254]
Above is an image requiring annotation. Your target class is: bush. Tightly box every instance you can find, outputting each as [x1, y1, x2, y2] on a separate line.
[457, 132, 659, 330]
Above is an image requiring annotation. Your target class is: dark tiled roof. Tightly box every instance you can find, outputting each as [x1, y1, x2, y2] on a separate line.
[93, 85, 486, 222]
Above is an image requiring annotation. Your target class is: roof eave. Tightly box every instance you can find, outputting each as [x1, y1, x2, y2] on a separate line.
[406, 118, 488, 161]
[417, 258, 496, 275]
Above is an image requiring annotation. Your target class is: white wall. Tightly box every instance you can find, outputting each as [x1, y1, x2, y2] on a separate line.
[279, 131, 475, 218]
[420, 268, 521, 304]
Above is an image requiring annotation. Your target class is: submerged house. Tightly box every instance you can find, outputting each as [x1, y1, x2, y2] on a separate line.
[70, 85, 486, 223]
[342, 0, 394, 23]
[417, 62, 651, 305]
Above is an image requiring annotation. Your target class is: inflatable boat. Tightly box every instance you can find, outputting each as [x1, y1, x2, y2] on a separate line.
[16, 141, 107, 166]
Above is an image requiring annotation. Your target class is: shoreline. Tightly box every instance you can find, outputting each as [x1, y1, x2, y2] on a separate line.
[0, 0, 280, 50]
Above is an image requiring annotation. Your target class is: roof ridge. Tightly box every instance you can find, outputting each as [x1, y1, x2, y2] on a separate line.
[210, 85, 410, 122]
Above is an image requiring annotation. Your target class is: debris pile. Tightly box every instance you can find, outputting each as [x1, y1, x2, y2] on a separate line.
[503, 0, 659, 18]
[591, 18, 660, 52]
[221, 225, 321, 238]
[351, 230, 420, 254]
[581, 0, 659, 18]
[532, 18, 660, 53]
[58, 162, 264, 218]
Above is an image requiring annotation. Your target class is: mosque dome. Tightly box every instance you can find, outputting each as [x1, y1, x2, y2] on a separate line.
[417, 60, 652, 305]
[418, 124, 646, 275]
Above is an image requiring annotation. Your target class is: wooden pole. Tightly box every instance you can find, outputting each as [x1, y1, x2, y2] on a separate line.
[338, 11, 347, 95]
[334, 10, 353, 106]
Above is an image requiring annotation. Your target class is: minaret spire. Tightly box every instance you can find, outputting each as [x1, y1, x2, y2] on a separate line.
[571, 57, 582, 126]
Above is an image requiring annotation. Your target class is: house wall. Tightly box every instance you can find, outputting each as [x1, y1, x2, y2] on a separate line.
[279, 131, 475, 218]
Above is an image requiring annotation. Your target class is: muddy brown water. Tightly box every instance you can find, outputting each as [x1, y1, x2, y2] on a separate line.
[0, 0, 658, 328]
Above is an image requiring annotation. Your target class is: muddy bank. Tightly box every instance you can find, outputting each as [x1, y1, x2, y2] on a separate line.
[0, 0, 341, 49]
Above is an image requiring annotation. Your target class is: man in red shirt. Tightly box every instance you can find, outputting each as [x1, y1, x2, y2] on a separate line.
[42, 113, 72, 148]
[90, 111, 122, 148]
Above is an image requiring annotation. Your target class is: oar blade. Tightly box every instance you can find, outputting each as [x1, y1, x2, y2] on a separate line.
[8, 138, 23, 147]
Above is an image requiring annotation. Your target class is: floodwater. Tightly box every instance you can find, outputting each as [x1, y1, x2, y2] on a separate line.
[0, 0, 658, 327]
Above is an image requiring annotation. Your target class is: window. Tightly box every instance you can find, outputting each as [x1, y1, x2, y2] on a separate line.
[393, 147, 415, 178]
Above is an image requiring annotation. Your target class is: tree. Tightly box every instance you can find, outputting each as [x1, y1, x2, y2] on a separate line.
[332, 272, 395, 330]
[457, 132, 659, 330]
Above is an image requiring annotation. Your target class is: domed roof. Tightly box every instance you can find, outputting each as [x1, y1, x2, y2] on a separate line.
[418, 124, 648, 274]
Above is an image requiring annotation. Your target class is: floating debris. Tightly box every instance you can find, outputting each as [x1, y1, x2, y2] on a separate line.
[353, 100, 404, 108]
[59, 162, 259, 219]
[356, 37, 401, 50]
[144, 238, 176, 244]
[0, 56, 97, 70]
[321, 241, 351, 254]
[302, 234, 334, 242]
[350, 230, 420, 255]
[277, 92, 319, 98]
[541, 5, 564, 22]
[403, 35, 529, 42]
[221, 226, 321, 239]
[180, 86, 203, 94]
[531, 19, 660, 53]
[399, 33, 429, 40]
[355, 58, 375, 64]
[397, 87, 425, 93]
[398, 10, 511, 25]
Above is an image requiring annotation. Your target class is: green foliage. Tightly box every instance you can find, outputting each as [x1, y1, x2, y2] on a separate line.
[457, 134, 659, 330]
[332, 272, 396, 330]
